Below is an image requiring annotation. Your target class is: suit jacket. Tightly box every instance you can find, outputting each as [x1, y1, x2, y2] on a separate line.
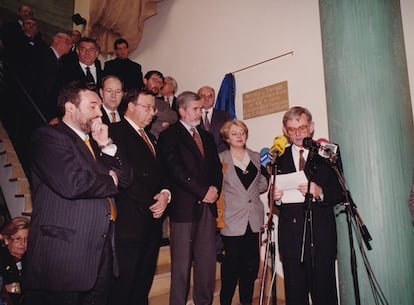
[103, 57, 143, 91]
[219, 149, 269, 236]
[149, 98, 178, 139]
[200, 108, 232, 153]
[158, 122, 222, 222]
[161, 95, 178, 113]
[31, 46, 62, 122]
[23, 123, 132, 291]
[109, 120, 165, 240]
[275, 145, 344, 260]
[58, 59, 103, 89]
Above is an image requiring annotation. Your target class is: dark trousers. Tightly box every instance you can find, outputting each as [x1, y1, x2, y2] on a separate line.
[282, 256, 338, 305]
[23, 223, 114, 305]
[169, 204, 216, 305]
[108, 233, 160, 305]
[220, 225, 259, 305]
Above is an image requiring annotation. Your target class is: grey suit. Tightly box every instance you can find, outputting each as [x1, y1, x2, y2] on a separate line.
[219, 149, 268, 236]
[149, 98, 178, 139]
[218, 148, 269, 305]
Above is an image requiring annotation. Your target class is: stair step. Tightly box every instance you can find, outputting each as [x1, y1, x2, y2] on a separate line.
[10, 177, 30, 194]
[150, 246, 286, 304]
[4, 163, 25, 180]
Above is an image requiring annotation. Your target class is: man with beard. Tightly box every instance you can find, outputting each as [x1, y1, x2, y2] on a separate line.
[23, 81, 132, 305]
[143, 70, 178, 138]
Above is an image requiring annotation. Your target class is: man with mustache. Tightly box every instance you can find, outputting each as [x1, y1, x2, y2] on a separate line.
[23, 81, 132, 305]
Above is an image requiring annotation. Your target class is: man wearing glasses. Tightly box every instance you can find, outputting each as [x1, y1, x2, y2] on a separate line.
[143, 70, 178, 138]
[108, 89, 170, 305]
[58, 37, 102, 88]
[273, 106, 344, 305]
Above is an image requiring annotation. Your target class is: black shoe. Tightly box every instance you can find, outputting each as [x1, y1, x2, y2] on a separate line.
[160, 237, 170, 246]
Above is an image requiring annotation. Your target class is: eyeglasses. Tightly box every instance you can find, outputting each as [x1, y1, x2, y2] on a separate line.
[285, 124, 308, 135]
[136, 103, 158, 114]
[9, 236, 28, 245]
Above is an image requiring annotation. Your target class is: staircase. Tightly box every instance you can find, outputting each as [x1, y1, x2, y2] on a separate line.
[0, 121, 32, 218]
[149, 245, 286, 305]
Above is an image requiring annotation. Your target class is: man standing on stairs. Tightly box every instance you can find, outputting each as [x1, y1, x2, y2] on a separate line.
[108, 89, 170, 305]
[158, 91, 222, 305]
[22, 81, 132, 305]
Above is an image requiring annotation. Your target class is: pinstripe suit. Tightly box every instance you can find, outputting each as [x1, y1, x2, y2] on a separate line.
[23, 123, 132, 303]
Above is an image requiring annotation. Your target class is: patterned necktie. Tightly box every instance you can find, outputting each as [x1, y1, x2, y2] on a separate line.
[203, 111, 210, 131]
[84, 137, 117, 220]
[85, 66, 95, 84]
[190, 127, 205, 158]
[139, 129, 155, 156]
[110, 112, 116, 123]
[299, 149, 305, 171]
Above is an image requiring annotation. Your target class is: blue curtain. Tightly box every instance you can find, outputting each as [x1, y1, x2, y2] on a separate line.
[215, 73, 236, 119]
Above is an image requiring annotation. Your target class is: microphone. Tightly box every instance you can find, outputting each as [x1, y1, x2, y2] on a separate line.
[269, 135, 288, 157]
[260, 147, 272, 167]
[303, 137, 339, 162]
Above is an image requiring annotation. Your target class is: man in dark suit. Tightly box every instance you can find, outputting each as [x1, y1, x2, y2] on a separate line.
[99, 75, 124, 124]
[158, 91, 223, 305]
[273, 106, 344, 305]
[108, 89, 170, 305]
[23, 81, 132, 305]
[103, 38, 144, 91]
[58, 37, 102, 89]
[198, 86, 232, 153]
[144, 70, 178, 138]
[31, 31, 72, 124]
[160, 76, 178, 112]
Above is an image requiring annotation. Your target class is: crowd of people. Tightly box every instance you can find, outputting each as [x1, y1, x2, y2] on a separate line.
[0, 4, 360, 305]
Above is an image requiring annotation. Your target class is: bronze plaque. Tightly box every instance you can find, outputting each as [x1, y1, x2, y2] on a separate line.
[242, 81, 289, 119]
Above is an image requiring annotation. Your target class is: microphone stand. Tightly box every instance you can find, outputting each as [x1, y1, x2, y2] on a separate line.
[300, 148, 317, 296]
[259, 159, 278, 305]
[324, 153, 389, 305]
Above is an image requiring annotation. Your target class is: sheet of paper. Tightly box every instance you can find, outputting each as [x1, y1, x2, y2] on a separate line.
[276, 171, 307, 203]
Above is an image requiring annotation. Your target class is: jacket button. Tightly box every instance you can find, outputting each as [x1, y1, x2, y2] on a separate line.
[102, 234, 107, 238]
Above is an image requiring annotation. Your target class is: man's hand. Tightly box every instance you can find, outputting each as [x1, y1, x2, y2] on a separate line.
[202, 186, 219, 204]
[273, 187, 284, 201]
[150, 191, 169, 218]
[91, 118, 110, 146]
[109, 170, 118, 186]
[298, 182, 322, 198]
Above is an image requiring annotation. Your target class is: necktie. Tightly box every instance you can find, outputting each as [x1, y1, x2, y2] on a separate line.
[191, 127, 205, 158]
[139, 129, 155, 156]
[84, 137, 117, 220]
[85, 66, 95, 84]
[110, 112, 116, 123]
[84, 137, 96, 159]
[299, 149, 305, 171]
[203, 111, 210, 131]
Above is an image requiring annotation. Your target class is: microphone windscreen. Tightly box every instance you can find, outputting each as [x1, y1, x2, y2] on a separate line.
[260, 148, 271, 167]
[270, 135, 288, 156]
